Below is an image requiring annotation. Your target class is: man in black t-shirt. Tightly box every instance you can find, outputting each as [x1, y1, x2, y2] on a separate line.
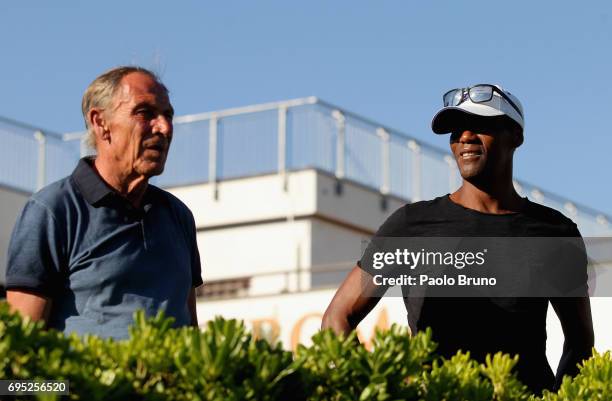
[322, 84, 594, 393]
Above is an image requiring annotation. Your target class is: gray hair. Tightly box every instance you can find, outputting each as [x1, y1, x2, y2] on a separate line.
[81, 66, 168, 149]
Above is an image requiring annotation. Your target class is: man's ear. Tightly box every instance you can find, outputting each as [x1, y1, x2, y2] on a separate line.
[88, 108, 110, 144]
[513, 128, 524, 148]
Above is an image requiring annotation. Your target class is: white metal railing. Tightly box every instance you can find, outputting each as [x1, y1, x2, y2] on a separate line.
[1, 98, 610, 236]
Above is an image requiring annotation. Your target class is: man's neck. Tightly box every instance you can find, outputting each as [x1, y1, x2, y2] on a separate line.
[450, 176, 525, 215]
[93, 157, 148, 208]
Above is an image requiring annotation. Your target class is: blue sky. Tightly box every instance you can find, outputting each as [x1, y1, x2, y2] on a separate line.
[1, 1, 611, 216]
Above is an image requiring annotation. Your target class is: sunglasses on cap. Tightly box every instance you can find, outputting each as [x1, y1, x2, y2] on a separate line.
[443, 84, 523, 118]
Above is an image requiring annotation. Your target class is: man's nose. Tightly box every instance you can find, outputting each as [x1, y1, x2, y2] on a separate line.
[153, 115, 173, 137]
[459, 130, 479, 143]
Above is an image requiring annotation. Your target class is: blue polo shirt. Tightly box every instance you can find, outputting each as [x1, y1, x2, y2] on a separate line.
[6, 157, 203, 339]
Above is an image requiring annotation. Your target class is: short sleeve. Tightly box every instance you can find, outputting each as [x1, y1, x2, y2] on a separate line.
[557, 224, 589, 297]
[5, 199, 66, 296]
[357, 205, 407, 277]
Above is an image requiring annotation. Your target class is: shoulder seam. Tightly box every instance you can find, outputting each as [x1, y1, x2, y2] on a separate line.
[29, 197, 61, 226]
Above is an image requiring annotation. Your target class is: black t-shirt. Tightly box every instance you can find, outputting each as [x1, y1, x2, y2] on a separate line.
[358, 194, 586, 393]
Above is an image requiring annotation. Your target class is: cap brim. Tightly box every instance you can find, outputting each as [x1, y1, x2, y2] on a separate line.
[431, 104, 504, 134]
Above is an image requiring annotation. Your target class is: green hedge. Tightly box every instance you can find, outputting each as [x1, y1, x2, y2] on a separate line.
[0, 301, 610, 400]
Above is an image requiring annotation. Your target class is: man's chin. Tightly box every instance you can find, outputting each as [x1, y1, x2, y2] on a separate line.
[137, 161, 166, 178]
[456, 159, 487, 180]
[458, 167, 484, 180]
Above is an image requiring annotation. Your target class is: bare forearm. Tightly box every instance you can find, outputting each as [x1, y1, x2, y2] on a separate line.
[322, 306, 354, 336]
[188, 288, 199, 327]
[552, 297, 594, 388]
[322, 266, 382, 336]
[555, 340, 593, 386]
[7, 290, 52, 323]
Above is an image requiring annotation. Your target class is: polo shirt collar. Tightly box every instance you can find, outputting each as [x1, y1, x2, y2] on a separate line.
[72, 157, 115, 205]
[71, 157, 168, 208]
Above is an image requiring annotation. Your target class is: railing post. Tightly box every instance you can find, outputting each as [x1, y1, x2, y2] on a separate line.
[531, 188, 544, 203]
[408, 140, 421, 202]
[513, 180, 523, 196]
[444, 154, 456, 193]
[34, 130, 46, 191]
[278, 105, 288, 191]
[377, 128, 390, 195]
[596, 215, 609, 227]
[209, 114, 218, 200]
[564, 202, 577, 217]
[80, 135, 90, 157]
[332, 110, 345, 180]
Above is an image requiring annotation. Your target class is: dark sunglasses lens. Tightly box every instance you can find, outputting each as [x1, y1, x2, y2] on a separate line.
[470, 85, 493, 103]
[443, 90, 462, 107]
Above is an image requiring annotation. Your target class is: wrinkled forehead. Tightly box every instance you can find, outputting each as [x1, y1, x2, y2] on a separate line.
[113, 72, 170, 108]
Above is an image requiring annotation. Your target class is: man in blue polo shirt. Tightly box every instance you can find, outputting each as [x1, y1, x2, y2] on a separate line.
[5, 66, 203, 339]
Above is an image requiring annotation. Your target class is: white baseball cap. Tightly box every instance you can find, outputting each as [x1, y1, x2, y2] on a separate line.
[431, 84, 524, 134]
